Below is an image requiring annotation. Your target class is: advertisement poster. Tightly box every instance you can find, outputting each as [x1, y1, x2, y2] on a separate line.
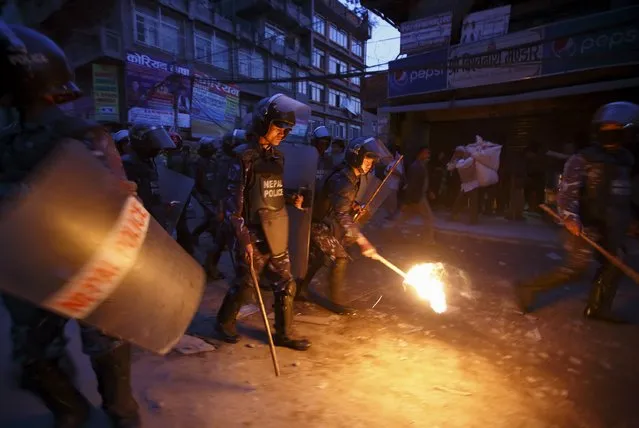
[460, 5, 511, 44]
[92, 64, 120, 122]
[125, 51, 191, 129]
[388, 48, 448, 98]
[191, 72, 240, 138]
[543, 6, 639, 76]
[448, 28, 543, 89]
[399, 12, 452, 55]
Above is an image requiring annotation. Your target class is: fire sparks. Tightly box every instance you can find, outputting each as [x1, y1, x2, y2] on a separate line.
[404, 263, 448, 314]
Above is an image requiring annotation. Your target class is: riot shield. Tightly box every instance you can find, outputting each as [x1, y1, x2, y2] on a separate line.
[156, 163, 195, 235]
[0, 140, 205, 355]
[348, 137, 395, 225]
[278, 142, 319, 279]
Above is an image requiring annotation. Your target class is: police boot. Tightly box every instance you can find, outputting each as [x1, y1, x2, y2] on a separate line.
[215, 286, 243, 343]
[295, 257, 323, 302]
[273, 286, 311, 351]
[21, 359, 90, 428]
[91, 344, 141, 428]
[584, 268, 626, 324]
[309, 258, 355, 315]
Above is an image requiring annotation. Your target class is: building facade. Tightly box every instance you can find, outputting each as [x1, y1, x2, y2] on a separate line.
[3, 0, 371, 141]
[361, 0, 639, 161]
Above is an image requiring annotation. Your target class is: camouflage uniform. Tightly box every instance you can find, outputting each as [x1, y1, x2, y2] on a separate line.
[297, 164, 361, 313]
[516, 147, 633, 320]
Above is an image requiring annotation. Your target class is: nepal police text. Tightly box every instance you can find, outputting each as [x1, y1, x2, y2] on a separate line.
[263, 179, 283, 198]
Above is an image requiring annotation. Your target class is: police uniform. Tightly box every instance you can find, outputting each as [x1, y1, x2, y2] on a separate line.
[297, 136, 380, 314]
[165, 134, 195, 254]
[215, 95, 311, 351]
[515, 102, 639, 322]
[0, 23, 140, 427]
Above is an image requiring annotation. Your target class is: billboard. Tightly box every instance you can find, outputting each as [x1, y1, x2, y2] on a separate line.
[388, 48, 448, 98]
[542, 6, 639, 76]
[191, 72, 240, 138]
[399, 12, 452, 55]
[125, 51, 191, 129]
[92, 64, 120, 123]
[460, 5, 511, 44]
[448, 28, 543, 89]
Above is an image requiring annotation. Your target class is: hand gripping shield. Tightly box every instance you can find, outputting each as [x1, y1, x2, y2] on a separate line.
[278, 142, 319, 279]
[0, 140, 205, 354]
[156, 163, 195, 235]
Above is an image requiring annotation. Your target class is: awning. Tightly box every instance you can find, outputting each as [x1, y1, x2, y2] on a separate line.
[380, 77, 639, 114]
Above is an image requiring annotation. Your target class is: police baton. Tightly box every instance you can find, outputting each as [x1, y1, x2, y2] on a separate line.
[354, 155, 404, 223]
[539, 204, 639, 285]
[248, 252, 281, 377]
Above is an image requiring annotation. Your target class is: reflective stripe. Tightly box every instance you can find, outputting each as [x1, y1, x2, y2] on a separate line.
[44, 196, 151, 318]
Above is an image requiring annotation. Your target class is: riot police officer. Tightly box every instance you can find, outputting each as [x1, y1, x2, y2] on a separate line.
[515, 101, 639, 323]
[215, 94, 311, 351]
[0, 23, 140, 427]
[122, 122, 176, 228]
[113, 129, 131, 155]
[311, 125, 334, 193]
[296, 137, 380, 314]
[199, 130, 248, 278]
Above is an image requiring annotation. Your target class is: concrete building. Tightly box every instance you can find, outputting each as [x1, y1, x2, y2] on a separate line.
[360, 0, 639, 160]
[2, 0, 370, 141]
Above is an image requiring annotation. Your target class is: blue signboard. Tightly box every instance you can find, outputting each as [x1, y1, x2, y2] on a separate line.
[542, 6, 639, 76]
[388, 48, 448, 98]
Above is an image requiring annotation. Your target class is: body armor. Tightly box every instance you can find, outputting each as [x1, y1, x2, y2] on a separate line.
[580, 146, 633, 227]
[122, 153, 163, 221]
[315, 153, 334, 194]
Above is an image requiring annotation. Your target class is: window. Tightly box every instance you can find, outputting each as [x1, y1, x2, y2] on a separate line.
[329, 24, 348, 48]
[312, 48, 325, 69]
[297, 70, 308, 95]
[328, 56, 347, 75]
[351, 39, 363, 57]
[313, 14, 326, 35]
[350, 66, 361, 86]
[238, 48, 265, 79]
[309, 82, 324, 103]
[134, 7, 183, 55]
[336, 122, 347, 139]
[328, 88, 347, 108]
[350, 125, 361, 139]
[272, 60, 292, 90]
[351, 97, 361, 115]
[265, 23, 286, 47]
[195, 30, 230, 70]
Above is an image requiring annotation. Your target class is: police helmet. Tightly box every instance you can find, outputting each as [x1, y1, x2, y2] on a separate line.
[311, 125, 331, 146]
[198, 138, 216, 157]
[222, 129, 247, 150]
[592, 101, 639, 148]
[345, 136, 381, 173]
[0, 23, 82, 105]
[129, 122, 176, 157]
[250, 94, 310, 137]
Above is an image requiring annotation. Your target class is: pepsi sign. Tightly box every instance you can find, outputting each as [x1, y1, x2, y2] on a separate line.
[543, 6, 639, 75]
[388, 48, 448, 98]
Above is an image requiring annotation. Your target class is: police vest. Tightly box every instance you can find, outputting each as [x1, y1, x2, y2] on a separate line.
[580, 146, 633, 224]
[123, 154, 163, 217]
[214, 153, 234, 201]
[246, 154, 286, 225]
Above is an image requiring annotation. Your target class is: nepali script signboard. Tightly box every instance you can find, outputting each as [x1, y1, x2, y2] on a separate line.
[447, 28, 544, 89]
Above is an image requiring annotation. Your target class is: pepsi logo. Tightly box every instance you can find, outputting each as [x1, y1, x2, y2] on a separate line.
[550, 37, 576, 58]
[392, 70, 409, 86]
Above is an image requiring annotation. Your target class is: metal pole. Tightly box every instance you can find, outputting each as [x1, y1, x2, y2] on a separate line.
[248, 254, 281, 377]
[539, 204, 639, 284]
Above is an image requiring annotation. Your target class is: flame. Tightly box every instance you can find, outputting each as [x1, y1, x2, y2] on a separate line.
[404, 263, 448, 314]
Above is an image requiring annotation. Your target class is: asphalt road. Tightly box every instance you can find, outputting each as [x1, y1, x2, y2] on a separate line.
[1, 221, 638, 427]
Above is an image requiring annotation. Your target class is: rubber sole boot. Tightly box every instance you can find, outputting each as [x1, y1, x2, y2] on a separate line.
[273, 290, 311, 351]
[91, 344, 140, 428]
[295, 257, 323, 302]
[327, 259, 356, 315]
[215, 287, 244, 343]
[583, 268, 625, 324]
[21, 360, 91, 428]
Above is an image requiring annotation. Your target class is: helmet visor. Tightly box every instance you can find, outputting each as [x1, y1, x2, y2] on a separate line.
[268, 94, 311, 141]
[144, 126, 177, 151]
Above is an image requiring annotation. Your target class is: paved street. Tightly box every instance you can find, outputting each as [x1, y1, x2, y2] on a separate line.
[1, 218, 639, 427]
